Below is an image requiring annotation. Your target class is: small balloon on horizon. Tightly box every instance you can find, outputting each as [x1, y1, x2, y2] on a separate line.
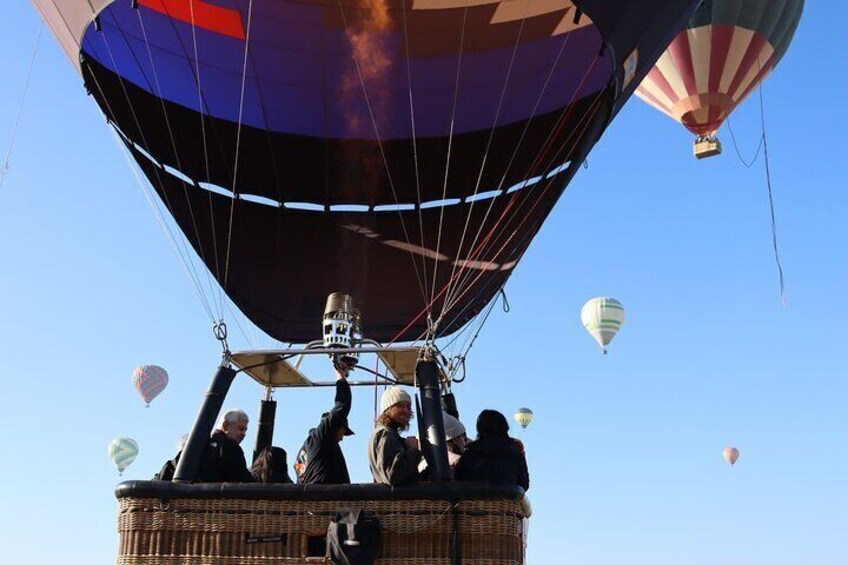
[723, 446, 740, 467]
[514, 408, 533, 430]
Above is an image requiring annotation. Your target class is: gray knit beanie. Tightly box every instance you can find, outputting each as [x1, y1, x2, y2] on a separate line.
[442, 413, 466, 441]
[380, 386, 412, 415]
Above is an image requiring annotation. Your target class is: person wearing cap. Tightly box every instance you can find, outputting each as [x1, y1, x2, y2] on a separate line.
[443, 412, 467, 468]
[294, 362, 355, 484]
[418, 412, 467, 479]
[368, 386, 422, 486]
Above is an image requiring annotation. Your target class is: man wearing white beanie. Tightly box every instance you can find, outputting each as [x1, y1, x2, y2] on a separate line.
[368, 386, 422, 485]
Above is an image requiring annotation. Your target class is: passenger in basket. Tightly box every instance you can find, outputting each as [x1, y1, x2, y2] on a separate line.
[443, 412, 468, 469]
[294, 361, 354, 484]
[417, 412, 468, 480]
[152, 434, 188, 481]
[198, 408, 255, 482]
[368, 386, 422, 485]
[252, 446, 294, 483]
[454, 409, 529, 491]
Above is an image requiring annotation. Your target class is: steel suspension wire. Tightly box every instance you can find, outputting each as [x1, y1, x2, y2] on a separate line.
[440, 56, 604, 320]
[441, 28, 575, 316]
[435, 91, 607, 332]
[109, 128, 216, 322]
[388, 81, 605, 346]
[0, 22, 43, 191]
[89, 23, 218, 321]
[400, 1, 445, 320]
[428, 0, 476, 324]
[135, 9, 225, 322]
[435, 0, 532, 330]
[440, 91, 603, 330]
[223, 0, 255, 291]
[333, 0, 430, 312]
[187, 0, 226, 316]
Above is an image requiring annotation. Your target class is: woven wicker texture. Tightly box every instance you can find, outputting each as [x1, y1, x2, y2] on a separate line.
[117, 496, 527, 564]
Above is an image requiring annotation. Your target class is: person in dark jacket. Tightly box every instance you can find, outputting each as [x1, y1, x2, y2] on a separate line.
[454, 409, 529, 491]
[198, 409, 255, 482]
[153, 434, 188, 481]
[252, 446, 294, 483]
[294, 363, 354, 484]
[368, 386, 421, 485]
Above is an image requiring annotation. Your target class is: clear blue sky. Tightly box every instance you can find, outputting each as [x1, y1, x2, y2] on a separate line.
[0, 3, 845, 564]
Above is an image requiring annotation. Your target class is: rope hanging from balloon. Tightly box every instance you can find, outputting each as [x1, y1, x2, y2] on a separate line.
[0, 22, 42, 192]
[726, 74, 788, 307]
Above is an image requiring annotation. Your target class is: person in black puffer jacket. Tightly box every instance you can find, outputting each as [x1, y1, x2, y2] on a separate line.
[454, 409, 529, 491]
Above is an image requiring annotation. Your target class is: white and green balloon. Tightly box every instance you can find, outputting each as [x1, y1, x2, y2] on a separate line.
[108, 438, 139, 476]
[581, 297, 625, 354]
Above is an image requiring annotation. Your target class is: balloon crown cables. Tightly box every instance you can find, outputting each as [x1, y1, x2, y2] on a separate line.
[322, 292, 362, 367]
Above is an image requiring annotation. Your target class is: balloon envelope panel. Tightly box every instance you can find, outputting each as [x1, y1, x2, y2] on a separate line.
[34, 0, 701, 342]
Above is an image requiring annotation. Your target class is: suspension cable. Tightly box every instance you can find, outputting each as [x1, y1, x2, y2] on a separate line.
[135, 9, 224, 322]
[89, 19, 218, 320]
[441, 29, 579, 317]
[335, 0, 431, 313]
[223, 0, 256, 290]
[0, 22, 43, 191]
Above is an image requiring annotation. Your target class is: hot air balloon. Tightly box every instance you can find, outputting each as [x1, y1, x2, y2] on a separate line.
[723, 446, 740, 466]
[31, 0, 697, 345]
[132, 365, 169, 406]
[32, 2, 702, 564]
[636, 0, 804, 158]
[514, 408, 533, 430]
[581, 297, 625, 353]
[108, 437, 139, 476]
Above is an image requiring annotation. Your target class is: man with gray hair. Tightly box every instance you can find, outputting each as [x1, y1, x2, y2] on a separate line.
[198, 408, 255, 482]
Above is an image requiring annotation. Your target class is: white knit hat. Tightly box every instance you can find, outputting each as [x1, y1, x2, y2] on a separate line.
[380, 386, 412, 415]
[442, 413, 466, 441]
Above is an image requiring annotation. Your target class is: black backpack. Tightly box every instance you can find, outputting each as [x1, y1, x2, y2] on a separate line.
[326, 508, 380, 565]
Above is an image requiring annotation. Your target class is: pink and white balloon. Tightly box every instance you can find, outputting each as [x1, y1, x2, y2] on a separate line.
[132, 365, 169, 407]
[723, 447, 740, 467]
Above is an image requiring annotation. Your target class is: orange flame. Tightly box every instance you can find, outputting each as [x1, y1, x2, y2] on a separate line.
[342, 1, 393, 135]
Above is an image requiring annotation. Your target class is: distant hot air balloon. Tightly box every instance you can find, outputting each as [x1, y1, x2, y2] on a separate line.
[636, 0, 804, 158]
[132, 365, 169, 406]
[723, 446, 740, 466]
[581, 297, 625, 354]
[108, 438, 139, 476]
[514, 408, 534, 430]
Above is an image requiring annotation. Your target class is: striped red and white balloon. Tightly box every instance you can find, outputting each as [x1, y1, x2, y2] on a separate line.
[132, 365, 169, 406]
[108, 437, 139, 476]
[636, 0, 803, 138]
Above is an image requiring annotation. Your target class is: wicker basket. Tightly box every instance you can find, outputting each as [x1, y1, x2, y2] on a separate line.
[116, 482, 529, 565]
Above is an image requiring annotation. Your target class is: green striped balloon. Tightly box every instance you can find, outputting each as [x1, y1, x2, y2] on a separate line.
[581, 297, 625, 354]
[108, 437, 139, 476]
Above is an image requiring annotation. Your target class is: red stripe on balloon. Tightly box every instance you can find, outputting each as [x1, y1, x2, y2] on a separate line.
[708, 25, 734, 94]
[138, 0, 246, 40]
[734, 53, 776, 107]
[636, 88, 669, 114]
[644, 66, 678, 107]
[727, 32, 769, 99]
[668, 29, 697, 99]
